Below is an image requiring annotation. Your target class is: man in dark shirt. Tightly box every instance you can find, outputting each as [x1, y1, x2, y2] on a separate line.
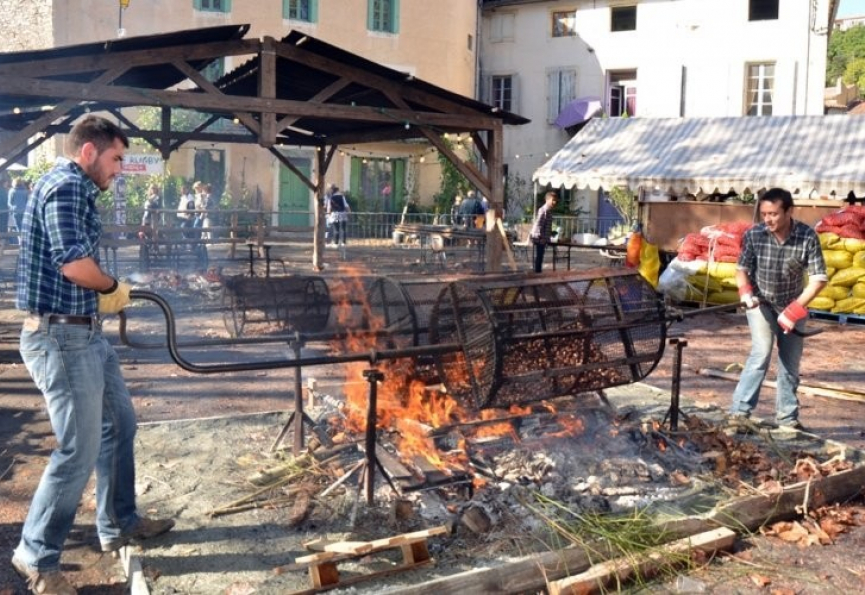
[458, 190, 484, 230]
[529, 191, 558, 273]
[12, 116, 173, 594]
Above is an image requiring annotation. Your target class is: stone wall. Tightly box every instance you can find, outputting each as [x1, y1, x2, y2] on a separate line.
[0, 0, 53, 51]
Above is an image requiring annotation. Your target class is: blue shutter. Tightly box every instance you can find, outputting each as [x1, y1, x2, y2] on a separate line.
[223, 0, 231, 12]
[309, 0, 318, 23]
[391, 0, 399, 33]
[194, 0, 202, 10]
[367, 0, 375, 31]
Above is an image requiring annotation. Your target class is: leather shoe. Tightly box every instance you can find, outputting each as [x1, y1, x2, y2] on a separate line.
[100, 516, 175, 552]
[12, 556, 77, 594]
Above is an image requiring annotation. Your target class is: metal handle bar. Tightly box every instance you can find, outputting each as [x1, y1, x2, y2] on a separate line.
[128, 289, 462, 375]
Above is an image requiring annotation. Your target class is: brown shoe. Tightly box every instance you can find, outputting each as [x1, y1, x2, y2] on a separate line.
[12, 556, 77, 595]
[100, 516, 175, 552]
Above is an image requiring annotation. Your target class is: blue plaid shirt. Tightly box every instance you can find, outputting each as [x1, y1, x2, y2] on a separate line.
[737, 219, 828, 311]
[16, 158, 103, 315]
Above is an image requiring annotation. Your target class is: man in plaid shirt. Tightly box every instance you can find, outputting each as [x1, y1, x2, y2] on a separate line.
[12, 116, 173, 594]
[730, 187, 827, 431]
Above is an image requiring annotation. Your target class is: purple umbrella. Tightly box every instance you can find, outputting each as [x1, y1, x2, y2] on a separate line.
[554, 97, 602, 129]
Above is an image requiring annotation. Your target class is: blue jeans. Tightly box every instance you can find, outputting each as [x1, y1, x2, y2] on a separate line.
[14, 317, 140, 571]
[730, 304, 804, 425]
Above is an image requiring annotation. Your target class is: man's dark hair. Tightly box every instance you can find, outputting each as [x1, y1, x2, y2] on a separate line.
[760, 187, 793, 211]
[66, 115, 129, 156]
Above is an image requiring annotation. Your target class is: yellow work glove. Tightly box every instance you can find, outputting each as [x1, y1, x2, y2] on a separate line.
[98, 279, 132, 314]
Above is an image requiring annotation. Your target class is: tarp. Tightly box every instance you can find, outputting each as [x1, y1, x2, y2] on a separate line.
[533, 115, 865, 197]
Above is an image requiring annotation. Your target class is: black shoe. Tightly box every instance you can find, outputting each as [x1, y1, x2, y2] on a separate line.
[100, 516, 175, 552]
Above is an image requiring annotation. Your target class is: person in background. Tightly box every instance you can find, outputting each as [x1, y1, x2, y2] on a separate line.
[141, 184, 161, 230]
[12, 115, 174, 595]
[197, 183, 214, 240]
[729, 187, 827, 431]
[327, 184, 350, 246]
[8, 178, 29, 245]
[458, 190, 484, 230]
[0, 179, 10, 245]
[176, 183, 196, 238]
[529, 191, 558, 273]
[480, 194, 490, 214]
[450, 194, 463, 227]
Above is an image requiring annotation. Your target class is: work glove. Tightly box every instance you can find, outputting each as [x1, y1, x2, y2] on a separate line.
[738, 284, 759, 309]
[98, 278, 132, 315]
[777, 301, 808, 334]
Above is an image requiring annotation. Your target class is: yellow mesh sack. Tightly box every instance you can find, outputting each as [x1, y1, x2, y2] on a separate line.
[808, 296, 835, 311]
[829, 267, 865, 287]
[686, 274, 723, 294]
[853, 251, 865, 269]
[844, 238, 865, 253]
[852, 283, 865, 299]
[707, 262, 738, 279]
[707, 290, 740, 305]
[832, 297, 865, 313]
[823, 249, 854, 270]
[819, 285, 850, 300]
[819, 232, 840, 249]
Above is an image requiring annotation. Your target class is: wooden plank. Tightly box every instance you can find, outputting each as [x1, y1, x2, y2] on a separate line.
[387, 465, 865, 594]
[547, 528, 736, 595]
[698, 368, 865, 403]
[294, 526, 447, 564]
[289, 559, 433, 595]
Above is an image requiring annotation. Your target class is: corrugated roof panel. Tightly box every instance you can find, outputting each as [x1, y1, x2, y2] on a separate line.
[533, 115, 865, 197]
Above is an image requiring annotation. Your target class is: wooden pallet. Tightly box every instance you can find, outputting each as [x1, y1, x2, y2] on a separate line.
[809, 309, 865, 326]
[290, 526, 448, 594]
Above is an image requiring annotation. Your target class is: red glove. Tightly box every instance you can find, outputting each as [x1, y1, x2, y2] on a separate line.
[777, 301, 808, 334]
[738, 284, 759, 309]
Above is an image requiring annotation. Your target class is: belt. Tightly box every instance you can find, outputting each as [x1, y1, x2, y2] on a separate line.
[29, 314, 97, 326]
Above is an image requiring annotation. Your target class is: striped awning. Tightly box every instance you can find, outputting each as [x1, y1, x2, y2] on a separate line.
[532, 115, 865, 198]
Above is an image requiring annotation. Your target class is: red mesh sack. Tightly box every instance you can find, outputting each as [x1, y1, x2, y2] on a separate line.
[680, 233, 709, 253]
[837, 225, 865, 240]
[820, 212, 865, 228]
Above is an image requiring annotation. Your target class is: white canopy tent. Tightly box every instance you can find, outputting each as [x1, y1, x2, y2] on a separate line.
[533, 115, 865, 199]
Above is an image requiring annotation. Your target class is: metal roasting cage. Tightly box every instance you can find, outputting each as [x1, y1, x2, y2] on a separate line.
[428, 269, 667, 410]
[221, 274, 331, 337]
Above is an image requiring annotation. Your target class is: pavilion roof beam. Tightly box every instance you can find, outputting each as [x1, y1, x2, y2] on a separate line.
[0, 75, 501, 130]
[0, 65, 128, 160]
[171, 60, 260, 135]
[0, 39, 261, 78]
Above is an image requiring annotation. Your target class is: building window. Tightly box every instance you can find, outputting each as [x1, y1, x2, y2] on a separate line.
[490, 12, 516, 42]
[284, 0, 317, 22]
[194, 0, 230, 13]
[491, 75, 515, 112]
[608, 70, 637, 117]
[749, 0, 779, 21]
[611, 6, 637, 32]
[552, 10, 577, 37]
[547, 68, 577, 122]
[368, 0, 399, 34]
[746, 62, 774, 116]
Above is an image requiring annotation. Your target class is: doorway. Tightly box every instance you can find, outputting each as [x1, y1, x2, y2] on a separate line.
[278, 157, 312, 227]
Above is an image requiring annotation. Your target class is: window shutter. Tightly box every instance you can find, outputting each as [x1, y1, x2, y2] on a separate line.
[511, 75, 520, 114]
[309, 0, 318, 23]
[479, 73, 490, 104]
[367, 0, 375, 30]
[547, 71, 559, 122]
[391, 0, 400, 33]
[194, 0, 202, 9]
[562, 69, 577, 106]
[223, 0, 231, 11]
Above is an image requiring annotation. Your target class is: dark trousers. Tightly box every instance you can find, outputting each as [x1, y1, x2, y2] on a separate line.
[332, 220, 347, 244]
[533, 242, 547, 273]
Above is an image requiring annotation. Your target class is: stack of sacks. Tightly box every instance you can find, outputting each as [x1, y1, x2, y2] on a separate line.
[813, 205, 865, 314]
[658, 222, 753, 304]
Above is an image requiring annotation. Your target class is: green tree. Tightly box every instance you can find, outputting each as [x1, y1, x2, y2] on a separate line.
[827, 24, 865, 86]
[845, 57, 865, 89]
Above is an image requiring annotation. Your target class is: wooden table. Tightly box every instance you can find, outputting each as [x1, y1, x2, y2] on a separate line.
[393, 224, 488, 268]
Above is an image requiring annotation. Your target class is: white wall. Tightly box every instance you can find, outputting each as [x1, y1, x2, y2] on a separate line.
[482, 0, 833, 191]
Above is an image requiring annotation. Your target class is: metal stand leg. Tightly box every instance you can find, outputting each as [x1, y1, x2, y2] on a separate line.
[271, 336, 317, 454]
[663, 337, 688, 431]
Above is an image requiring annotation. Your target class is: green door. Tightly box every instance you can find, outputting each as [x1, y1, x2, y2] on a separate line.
[278, 158, 311, 226]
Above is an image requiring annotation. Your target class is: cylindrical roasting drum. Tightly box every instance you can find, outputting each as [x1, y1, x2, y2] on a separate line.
[222, 275, 331, 337]
[429, 269, 667, 410]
